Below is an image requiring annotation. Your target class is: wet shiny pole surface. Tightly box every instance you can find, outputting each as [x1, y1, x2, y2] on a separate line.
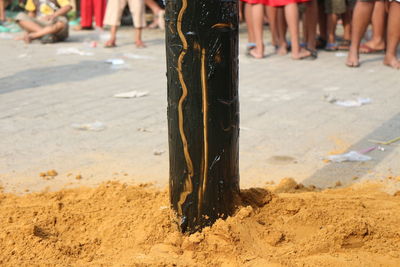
[165, 0, 240, 233]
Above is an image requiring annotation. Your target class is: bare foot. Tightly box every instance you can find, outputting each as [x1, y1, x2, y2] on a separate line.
[23, 33, 32, 44]
[291, 48, 311, 60]
[135, 40, 146, 48]
[346, 49, 360, 67]
[383, 56, 400, 69]
[360, 40, 385, 53]
[276, 45, 288, 56]
[104, 39, 116, 48]
[249, 48, 264, 59]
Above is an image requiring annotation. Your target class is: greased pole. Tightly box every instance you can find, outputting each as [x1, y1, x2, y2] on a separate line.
[165, 0, 240, 233]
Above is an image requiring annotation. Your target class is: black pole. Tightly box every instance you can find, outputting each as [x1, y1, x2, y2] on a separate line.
[165, 0, 240, 233]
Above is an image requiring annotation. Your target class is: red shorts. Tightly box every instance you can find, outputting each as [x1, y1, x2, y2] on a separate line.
[240, 0, 269, 5]
[265, 0, 310, 6]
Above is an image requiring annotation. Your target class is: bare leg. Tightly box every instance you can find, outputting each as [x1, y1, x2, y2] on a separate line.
[383, 1, 400, 69]
[326, 13, 338, 48]
[362, 0, 386, 51]
[17, 19, 43, 33]
[0, 0, 5, 22]
[25, 21, 65, 43]
[342, 9, 352, 41]
[276, 7, 288, 55]
[145, 0, 164, 29]
[285, 3, 310, 59]
[317, 0, 328, 42]
[304, 0, 318, 51]
[267, 6, 278, 49]
[346, 1, 374, 67]
[134, 27, 146, 48]
[245, 3, 255, 45]
[105, 25, 117, 47]
[239, 1, 244, 22]
[249, 3, 265, 58]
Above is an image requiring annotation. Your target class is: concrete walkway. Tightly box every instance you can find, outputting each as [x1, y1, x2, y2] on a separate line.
[1, 26, 399, 193]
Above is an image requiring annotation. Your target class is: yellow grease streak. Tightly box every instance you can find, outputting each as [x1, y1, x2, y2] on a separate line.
[212, 23, 233, 29]
[198, 48, 209, 214]
[176, 0, 194, 217]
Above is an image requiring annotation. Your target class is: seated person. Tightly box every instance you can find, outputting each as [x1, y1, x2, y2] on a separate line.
[15, 0, 72, 43]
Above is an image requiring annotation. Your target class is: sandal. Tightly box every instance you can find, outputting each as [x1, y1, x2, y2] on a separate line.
[325, 43, 338, 52]
[338, 40, 350, 51]
[316, 37, 327, 50]
[359, 43, 385, 54]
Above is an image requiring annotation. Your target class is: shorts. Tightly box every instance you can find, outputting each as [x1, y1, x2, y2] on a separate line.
[103, 0, 146, 28]
[15, 12, 69, 41]
[325, 0, 355, 13]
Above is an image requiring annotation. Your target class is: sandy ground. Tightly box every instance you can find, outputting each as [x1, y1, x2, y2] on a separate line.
[1, 178, 400, 266]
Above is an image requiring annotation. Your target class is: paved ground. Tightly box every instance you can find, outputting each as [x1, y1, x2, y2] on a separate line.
[1, 26, 400, 193]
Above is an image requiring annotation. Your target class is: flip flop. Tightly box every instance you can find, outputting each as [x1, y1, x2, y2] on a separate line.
[338, 40, 350, 51]
[325, 43, 338, 52]
[359, 43, 385, 54]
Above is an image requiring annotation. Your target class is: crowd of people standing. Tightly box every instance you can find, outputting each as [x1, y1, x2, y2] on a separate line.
[1, 0, 398, 69]
[240, 0, 399, 69]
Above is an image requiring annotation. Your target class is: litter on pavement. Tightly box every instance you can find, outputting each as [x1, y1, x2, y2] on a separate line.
[71, 121, 106, 131]
[113, 91, 149, 98]
[327, 151, 372, 163]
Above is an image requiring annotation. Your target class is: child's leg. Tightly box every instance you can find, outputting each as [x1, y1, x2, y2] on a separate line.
[26, 21, 66, 43]
[249, 3, 265, 58]
[317, 0, 328, 45]
[245, 3, 255, 46]
[304, 0, 318, 51]
[103, 0, 126, 46]
[267, 6, 278, 48]
[80, 0, 94, 28]
[326, 13, 338, 48]
[284, 3, 310, 59]
[94, 0, 107, 28]
[277, 7, 289, 55]
[342, 7, 352, 41]
[346, 0, 374, 67]
[0, 0, 5, 22]
[17, 19, 43, 33]
[362, 0, 386, 51]
[383, 0, 400, 69]
[130, 0, 146, 47]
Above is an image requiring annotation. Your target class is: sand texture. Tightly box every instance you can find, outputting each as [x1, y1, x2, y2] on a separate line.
[0, 179, 399, 266]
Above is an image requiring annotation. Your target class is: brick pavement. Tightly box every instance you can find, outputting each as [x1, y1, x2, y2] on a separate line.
[0, 26, 399, 193]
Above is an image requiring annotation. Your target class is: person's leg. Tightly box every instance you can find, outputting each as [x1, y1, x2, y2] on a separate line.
[239, 1, 244, 22]
[267, 5, 279, 49]
[383, 0, 400, 69]
[276, 7, 289, 55]
[326, 13, 339, 49]
[361, 0, 386, 52]
[80, 0, 94, 28]
[0, 0, 5, 22]
[94, 0, 107, 29]
[17, 19, 43, 33]
[245, 3, 256, 48]
[342, 7, 352, 41]
[249, 3, 265, 58]
[284, 3, 311, 59]
[346, 0, 374, 67]
[317, 0, 328, 47]
[25, 21, 66, 43]
[131, 0, 146, 47]
[103, 0, 125, 46]
[304, 0, 318, 51]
